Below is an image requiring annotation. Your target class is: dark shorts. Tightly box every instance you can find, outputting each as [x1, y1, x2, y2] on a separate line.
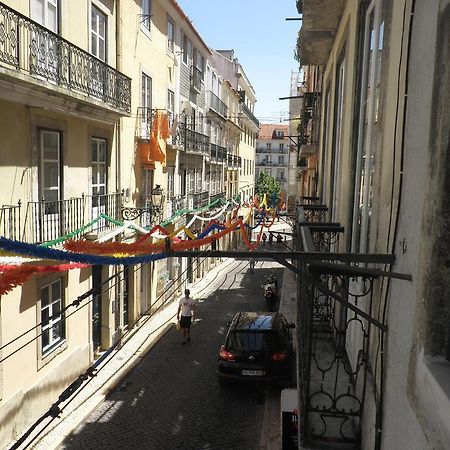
[180, 315, 192, 329]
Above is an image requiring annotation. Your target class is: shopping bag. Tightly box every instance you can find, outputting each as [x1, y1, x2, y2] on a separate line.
[176, 320, 181, 330]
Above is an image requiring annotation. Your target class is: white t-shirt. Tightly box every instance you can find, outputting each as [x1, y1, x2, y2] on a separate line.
[179, 296, 196, 317]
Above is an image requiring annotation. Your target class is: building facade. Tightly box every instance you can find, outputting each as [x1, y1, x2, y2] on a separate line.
[0, 1, 257, 447]
[293, 0, 450, 449]
[256, 124, 289, 197]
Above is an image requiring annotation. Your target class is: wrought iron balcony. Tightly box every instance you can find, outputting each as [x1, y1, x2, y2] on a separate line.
[211, 143, 228, 163]
[239, 102, 260, 128]
[0, 2, 131, 113]
[210, 192, 226, 204]
[207, 91, 228, 118]
[190, 65, 202, 93]
[179, 123, 210, 155]
[294, 205, 400, 447]
[136, 107, 153, 140]
[172, 195, 187, 212]
[0, 202, 21, 240]
[189, 191, 208, 209]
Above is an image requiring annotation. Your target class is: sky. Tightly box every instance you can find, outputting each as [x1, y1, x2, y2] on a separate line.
[176, 0, 301, 124]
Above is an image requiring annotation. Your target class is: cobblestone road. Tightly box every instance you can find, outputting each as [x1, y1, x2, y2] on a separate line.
[60, 260, 284, 450]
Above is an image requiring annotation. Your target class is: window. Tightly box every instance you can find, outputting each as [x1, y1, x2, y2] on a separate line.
[351, 1, 385, 255]
[31, 0, 58, 32]
[182, 32, 188, 64]
[41, 279, 65, 354]
[266, 143, 271, 151]
[167, 167, 174, 198]
[279, 143, 284, 152]
[40, 130, 61, 213]
[91, 4, 106, 61]
[141, 73, 152, 108]
[141, 0, 151, 31]
[167, 89, 175, 126]
[142, 168, 154, 200]
[92, 137, 107, 199]
[167, 17, 174, 53]
[278, 155, 284, 165]
[331, 50, 346, 222]
[30, 0, 59, 78]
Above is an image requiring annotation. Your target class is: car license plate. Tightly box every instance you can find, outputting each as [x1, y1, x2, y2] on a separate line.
[241, 369, 265, 376]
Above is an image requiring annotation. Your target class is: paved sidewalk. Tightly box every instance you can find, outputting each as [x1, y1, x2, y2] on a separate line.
[259, 263, 298, 450]
[11, 254, 298, 450]
[16, 258, 237, 450]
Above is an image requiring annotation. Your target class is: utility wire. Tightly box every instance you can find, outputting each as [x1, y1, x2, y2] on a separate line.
[8, 248, 216, 450]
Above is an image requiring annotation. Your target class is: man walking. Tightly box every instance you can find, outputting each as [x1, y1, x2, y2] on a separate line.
[177, 288, 197, 344]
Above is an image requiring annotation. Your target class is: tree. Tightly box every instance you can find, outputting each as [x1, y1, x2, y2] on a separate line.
[255, 171, 281, 206]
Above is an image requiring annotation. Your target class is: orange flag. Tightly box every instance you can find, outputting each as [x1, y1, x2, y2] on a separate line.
[148, 110, 170, 165]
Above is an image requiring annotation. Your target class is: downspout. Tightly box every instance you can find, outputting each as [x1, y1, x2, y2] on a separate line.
[375, 0, 416, 449]
[115, 0, 123, 195]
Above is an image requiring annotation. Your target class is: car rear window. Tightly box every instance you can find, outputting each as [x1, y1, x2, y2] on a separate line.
[227, 331, 277, 352]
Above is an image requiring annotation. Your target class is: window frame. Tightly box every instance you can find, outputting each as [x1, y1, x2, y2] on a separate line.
[90, 3, 107, 62]
[141, 0, 152, 32]
[40, 277, 65, 356]
[167, 16, 175, 53]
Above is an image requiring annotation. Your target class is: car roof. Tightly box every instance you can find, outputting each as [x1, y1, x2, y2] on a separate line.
[231, 312, 277, 331]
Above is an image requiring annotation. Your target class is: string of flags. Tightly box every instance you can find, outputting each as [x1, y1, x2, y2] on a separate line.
[0, 193, 286, 296]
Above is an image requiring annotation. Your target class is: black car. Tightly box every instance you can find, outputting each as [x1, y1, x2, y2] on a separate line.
[217, 312, 295, 385]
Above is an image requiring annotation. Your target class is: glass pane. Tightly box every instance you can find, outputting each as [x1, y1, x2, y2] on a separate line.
[92, 143, 98, 162]
[92, 33, 97, 56]
[48, 4, 57, 32]
[53, 300, 61, 317]
[98, 14, 105, 37]
[99, 40, 105, 61]
[51, 322, 61, 343]
[41, 306, 49, 324]
[44, 162, 59, 188]
[98, 166, 106, 185]
[52, 281, 61, 302]
[42, 329, 49, 349]
[31, 0, 44, 25]
[41, 285, 49, 306]
[98, 142, 106, 161]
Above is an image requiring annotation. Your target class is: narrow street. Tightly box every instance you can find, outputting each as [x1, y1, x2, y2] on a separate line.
[60, 259, 285, 450]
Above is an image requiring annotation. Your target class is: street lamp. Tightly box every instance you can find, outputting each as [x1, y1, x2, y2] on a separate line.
[121, 184, 165, 225]
[150, 184, 165, 222]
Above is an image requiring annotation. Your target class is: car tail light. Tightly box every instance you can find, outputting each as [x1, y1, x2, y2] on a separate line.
[219, 345, 236, 361]
[271, 352, 287, 361]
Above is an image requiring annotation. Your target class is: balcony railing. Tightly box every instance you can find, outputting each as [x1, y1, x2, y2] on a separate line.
[226, 153, 241, 169]
[210, 192, 226, 204]
[179, 123, 210, 155]
[240, 102, 260, 128]
[19, 192, 122, 244]
[189, 191, 208, 209]
[136, 107, 153, 140]
[24, 197, 85, 244]
[86, 192, 123, 234]
[210, 143, 227, 163]
[0, 203, 21, 240]
[207, 91, 228, 117]
[190, 65, 202, 93]
[0, 2, 131, 113]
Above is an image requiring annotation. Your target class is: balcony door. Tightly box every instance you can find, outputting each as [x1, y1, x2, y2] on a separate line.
[90, 4, 107, 97]
[91, 137, 107, 227]
[30, 0, 59, 80]
[39, 129, 62, 242]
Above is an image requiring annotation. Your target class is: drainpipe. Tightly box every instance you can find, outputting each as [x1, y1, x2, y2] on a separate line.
[115, 0, 123, 195]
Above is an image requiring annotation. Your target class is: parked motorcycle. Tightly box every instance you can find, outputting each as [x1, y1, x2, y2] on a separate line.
[262, 274, 278, 311]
